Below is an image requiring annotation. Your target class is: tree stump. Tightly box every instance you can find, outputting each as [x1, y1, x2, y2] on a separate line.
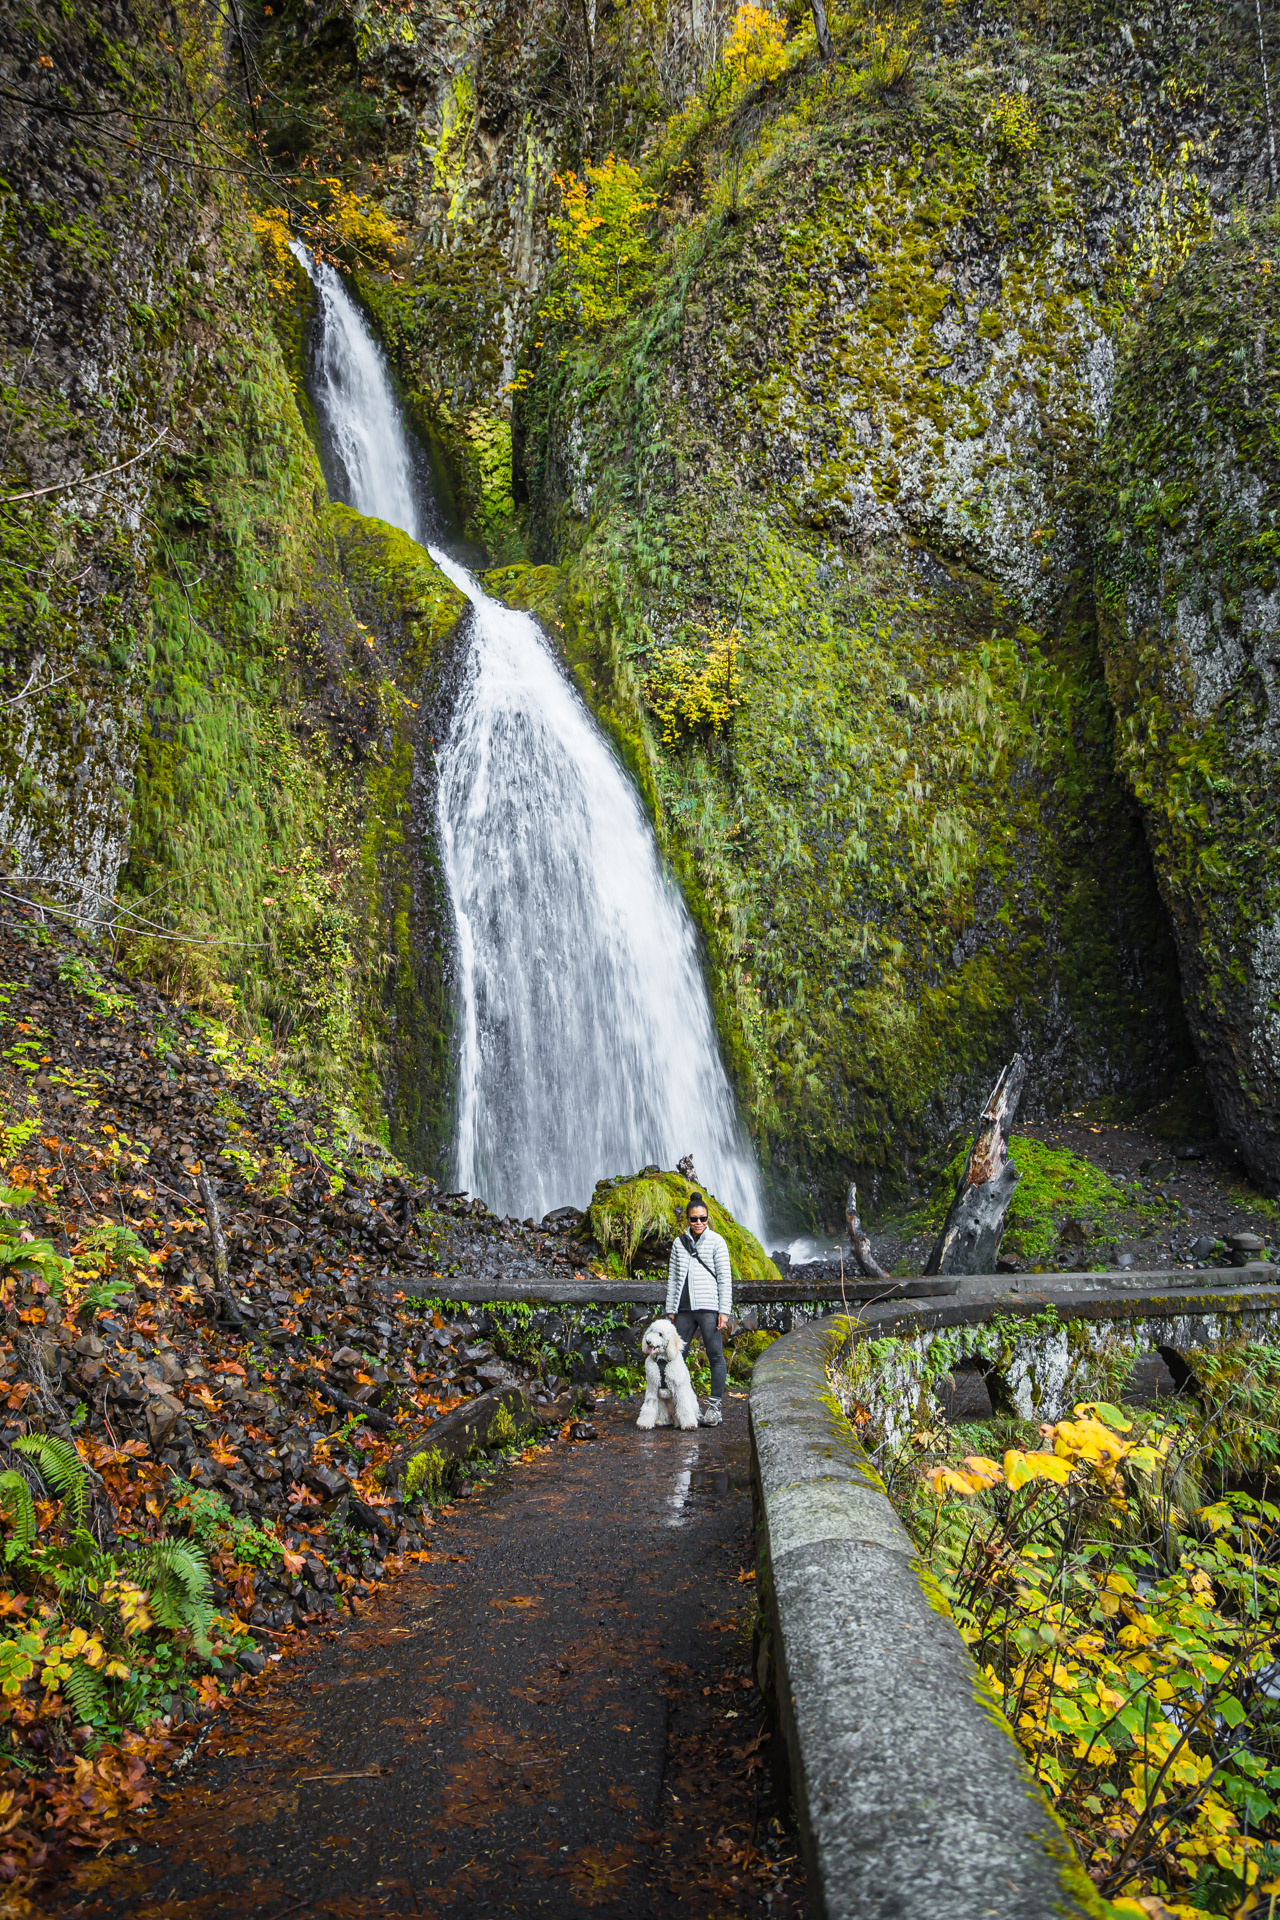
[845, 1182, 890, 1281]
[923, 1055, 1027, 1276]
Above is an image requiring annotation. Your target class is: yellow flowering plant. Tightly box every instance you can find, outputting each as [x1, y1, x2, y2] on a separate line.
[849, 1347, 1280, 1914]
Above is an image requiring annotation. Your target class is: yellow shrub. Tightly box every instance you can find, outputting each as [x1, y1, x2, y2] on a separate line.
[724, 2, 787, 86]
[643, 620, 745, 746]
[329, 184, 401, 267]
[248, 206, 298, 303]
[859, 10, 921, 98]
[988, 92, 1040, 162]
[548, 154, 657, 333]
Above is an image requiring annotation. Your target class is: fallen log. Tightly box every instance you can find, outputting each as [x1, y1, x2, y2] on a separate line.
[382, 1387, 541, 1492]
[844, 1182, 890, 1282]
[924, 1055, 1027, 1277]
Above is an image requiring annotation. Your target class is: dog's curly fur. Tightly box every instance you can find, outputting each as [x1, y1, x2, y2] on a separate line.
[636, 1318, 700, 1431]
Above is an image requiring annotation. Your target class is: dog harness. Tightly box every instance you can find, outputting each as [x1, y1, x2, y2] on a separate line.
[655, 1354, 669, 1389]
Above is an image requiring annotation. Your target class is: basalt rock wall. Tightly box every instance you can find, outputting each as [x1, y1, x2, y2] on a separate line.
[0, 0, 468, 1167]
[1097, 216, 1280, 1189]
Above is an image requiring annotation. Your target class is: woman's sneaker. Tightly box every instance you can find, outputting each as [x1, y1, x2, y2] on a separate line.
[700, 1398, 723, 1428]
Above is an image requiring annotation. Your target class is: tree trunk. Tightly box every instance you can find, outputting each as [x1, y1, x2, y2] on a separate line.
[845, 1181, 890, 1281]
[923, 1055, 1027, 1276]
[197, 1168, 244, 1326]
[810, 0, 834, 62]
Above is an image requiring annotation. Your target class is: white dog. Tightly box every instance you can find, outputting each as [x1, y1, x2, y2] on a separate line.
[636, 1318, 700, 1431]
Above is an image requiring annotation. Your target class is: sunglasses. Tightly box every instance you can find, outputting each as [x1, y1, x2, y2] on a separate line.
[688, 1213, 708, 1223]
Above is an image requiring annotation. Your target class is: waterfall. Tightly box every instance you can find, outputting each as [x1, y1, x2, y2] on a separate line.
[290, 243, 766, 1234]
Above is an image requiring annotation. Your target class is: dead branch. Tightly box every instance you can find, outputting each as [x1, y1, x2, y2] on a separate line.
[845, 1181, 890, 1281]
[196, 1168, 244, 1325]
[923, 1055, 1027, 1276]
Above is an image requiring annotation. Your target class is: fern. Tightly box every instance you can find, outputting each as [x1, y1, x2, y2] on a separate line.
[130, 1541, 215, 1656]
[65, 1659, 106, 1724]
[13, 1434, 89, 1523]
[0, 1470, 36, 1555]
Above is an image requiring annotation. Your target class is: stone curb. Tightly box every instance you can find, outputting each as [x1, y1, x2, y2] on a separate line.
[750, 1317, 1094, 1920]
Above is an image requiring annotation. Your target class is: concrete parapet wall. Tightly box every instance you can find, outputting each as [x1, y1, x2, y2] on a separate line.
[748, 1279, 1280, 1920]
[750, 1317, 1091, 1919]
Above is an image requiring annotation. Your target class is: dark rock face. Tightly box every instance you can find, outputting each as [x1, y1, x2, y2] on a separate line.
[0, 0, 220, 899]
[1097, 216, 1280, 1187]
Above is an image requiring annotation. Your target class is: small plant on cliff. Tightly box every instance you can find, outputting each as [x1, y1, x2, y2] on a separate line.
[723, 2, 787, 86]
[857, 7, 921, 100]
[642, 620, 745, 746]
[547, 155, 658, 334]
[986, 92, 1040, 164]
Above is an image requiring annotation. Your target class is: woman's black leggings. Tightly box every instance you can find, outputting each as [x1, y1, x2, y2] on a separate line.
[673, 1309, 726, 1399]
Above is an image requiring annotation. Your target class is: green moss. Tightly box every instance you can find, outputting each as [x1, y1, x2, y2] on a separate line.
[329, 509, 469, 1165]
[904, 1135, 1132, 1269]
[403, 1446, 446, 1500]
[586, 1168, 779, 1282]
[728, 1326, 779, 1381]
[1096, 211, 1280, 1180]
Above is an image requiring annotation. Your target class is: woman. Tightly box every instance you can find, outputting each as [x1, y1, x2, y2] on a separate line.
[665, 1192, 731, 1428]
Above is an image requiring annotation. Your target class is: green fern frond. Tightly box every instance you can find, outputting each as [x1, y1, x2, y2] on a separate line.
[65, 1659, 106, 1724]
[12, 1435, 89, 1523]
[129, 1541, 215, 1655]
[0, 1470, 37, 1553]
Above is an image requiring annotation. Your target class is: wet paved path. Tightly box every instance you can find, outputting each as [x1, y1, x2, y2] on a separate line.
[71, 1397, 804, 1919]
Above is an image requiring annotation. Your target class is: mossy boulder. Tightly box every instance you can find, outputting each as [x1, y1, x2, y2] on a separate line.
[1097, 216, 1280, 1187]
[586, 1169, 779, 1283]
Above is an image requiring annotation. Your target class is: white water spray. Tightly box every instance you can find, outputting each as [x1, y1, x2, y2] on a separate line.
[290, 243, 766, 1232]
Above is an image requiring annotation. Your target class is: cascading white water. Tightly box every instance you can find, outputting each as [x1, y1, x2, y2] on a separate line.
[290, 243, 766, 1233]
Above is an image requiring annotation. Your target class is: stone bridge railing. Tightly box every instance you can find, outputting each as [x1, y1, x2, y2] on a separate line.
[748, 1271, 1280, 1920]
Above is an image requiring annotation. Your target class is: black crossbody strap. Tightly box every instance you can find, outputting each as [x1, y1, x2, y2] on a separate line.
[680, 1231, 719, 1280]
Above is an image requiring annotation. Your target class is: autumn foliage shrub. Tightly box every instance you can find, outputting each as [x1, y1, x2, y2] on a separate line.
[642, 620, 745, 745]
[547, 154, 658, 334]
[723, 3, 787, 86]
[836, 1336, 1280, 1916]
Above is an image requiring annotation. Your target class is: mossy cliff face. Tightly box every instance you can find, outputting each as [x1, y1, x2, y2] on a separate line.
[1097, 217, 1280, 1188]
[0, 0, 223, 903]
[513, 2, 1270, 1217]
[0, 0, 468, 1163]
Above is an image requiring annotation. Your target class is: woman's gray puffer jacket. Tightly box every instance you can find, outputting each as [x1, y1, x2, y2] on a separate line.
[665, 1227, 732, 1316]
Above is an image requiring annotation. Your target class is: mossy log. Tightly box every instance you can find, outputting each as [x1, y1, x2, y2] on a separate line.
[923, 1056, 1027, 1277]
[382, 1387, 538, 1491]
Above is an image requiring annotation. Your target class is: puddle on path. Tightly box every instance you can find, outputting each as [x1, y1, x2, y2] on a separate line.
[63, 1399, 804, 1920]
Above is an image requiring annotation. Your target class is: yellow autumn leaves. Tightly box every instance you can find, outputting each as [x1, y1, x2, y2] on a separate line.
[927, 1402, 1169, 1500]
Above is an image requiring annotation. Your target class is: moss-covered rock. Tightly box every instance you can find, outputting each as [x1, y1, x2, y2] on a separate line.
[330, 508, 468, 1163]
[0, 0, 472, 1168]
[586, 1168, 779, 1283]
[510, 6, 1271, 1219]
[1097, 215, 1280, 1188]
